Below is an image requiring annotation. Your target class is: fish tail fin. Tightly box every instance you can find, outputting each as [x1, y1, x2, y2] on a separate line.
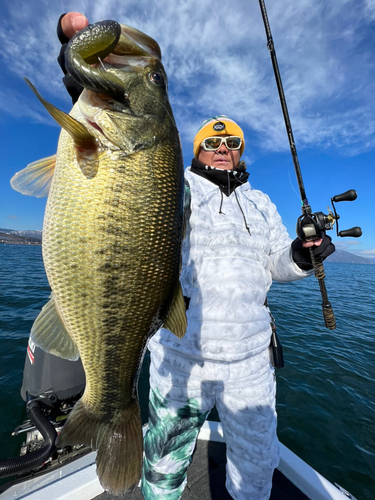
[96, 401, 143, 494]
[57, 398, 143, 494]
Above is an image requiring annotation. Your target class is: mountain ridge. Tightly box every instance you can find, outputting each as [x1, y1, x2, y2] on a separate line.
[325, 249, 373, 264]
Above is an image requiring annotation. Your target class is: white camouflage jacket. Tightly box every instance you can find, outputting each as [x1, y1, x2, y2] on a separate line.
[148, 167, 309, 362]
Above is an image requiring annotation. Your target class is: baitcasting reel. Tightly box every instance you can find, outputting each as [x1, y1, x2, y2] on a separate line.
[296, 190, 362, 241]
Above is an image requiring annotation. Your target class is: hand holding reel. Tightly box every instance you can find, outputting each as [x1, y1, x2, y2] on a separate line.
[296, 189, 362, 330]
[297, 189, 362, 241]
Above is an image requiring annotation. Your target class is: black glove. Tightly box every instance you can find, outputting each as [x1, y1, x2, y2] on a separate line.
[57, 13, 84, 104]
[291, 235, 335, 271]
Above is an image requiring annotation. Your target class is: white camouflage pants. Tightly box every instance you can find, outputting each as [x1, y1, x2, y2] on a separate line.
[141, 347, 279, 500]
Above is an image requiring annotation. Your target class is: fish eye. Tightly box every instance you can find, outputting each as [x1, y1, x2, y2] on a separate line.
[149, 72, 165, 86]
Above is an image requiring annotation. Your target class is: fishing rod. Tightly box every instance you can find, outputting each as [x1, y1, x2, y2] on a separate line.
[258, 0, 362, 329]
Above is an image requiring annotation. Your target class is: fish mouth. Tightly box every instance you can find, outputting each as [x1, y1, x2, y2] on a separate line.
[66, 21, 166, 149]
[65, 21, 162, 104]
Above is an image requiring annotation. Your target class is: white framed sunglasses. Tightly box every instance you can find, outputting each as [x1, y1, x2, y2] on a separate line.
[200, 136, 242, 151]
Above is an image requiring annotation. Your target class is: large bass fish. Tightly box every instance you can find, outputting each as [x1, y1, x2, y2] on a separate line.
[11, 21, 186, 495]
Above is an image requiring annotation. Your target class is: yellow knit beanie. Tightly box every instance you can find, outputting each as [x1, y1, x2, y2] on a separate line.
[193, 115, 245, 158]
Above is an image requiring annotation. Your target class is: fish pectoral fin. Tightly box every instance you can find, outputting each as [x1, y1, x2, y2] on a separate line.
[30, 295, 79, 361]
[163, 282, 187, 339]
[24, 78, 97, 151]
[10, 155, 56, 198]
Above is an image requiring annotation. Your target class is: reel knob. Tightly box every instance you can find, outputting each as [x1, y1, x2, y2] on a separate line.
[338, 226, 362, 238]
[332, 190, 357, 202]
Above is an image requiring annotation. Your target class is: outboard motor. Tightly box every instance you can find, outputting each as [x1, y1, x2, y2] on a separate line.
[21, 337, 85, 404]
[0, 337, 86, 481]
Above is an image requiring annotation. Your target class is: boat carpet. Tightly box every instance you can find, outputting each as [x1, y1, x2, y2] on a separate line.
[94, 439, 309, 500]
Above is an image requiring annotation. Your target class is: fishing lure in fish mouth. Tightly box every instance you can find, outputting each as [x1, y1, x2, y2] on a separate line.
[258, 0, 362, 330]
[22, 17, 175, 159]
[64, 20, 162, 106]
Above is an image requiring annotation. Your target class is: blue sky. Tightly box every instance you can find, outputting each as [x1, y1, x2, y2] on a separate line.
[0, 0, 374, 258]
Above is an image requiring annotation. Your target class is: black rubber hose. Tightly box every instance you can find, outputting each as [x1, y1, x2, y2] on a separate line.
[0, 401, 57, 478]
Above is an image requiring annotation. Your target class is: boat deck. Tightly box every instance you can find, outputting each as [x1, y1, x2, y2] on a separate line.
[1, 421, 349, 500]
[94, 439, 308, 500]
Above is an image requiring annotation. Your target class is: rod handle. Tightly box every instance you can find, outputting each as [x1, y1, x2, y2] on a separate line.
[309, 248, 336, 330]
[322, 302, 336, 330]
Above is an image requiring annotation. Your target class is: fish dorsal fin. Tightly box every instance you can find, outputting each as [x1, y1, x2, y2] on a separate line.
[163, 282, 187, 339]
[10, 155, 56, 198]
[30, 295, 79, 361]
[25, 78, 96, 150]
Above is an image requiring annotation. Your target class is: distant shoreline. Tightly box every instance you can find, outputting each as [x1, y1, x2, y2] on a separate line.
[0, 231, 42, 246]
[0, 241, 41, 246]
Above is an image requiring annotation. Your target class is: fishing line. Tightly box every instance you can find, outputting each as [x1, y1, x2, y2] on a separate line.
[151, 95, 178, 131]
[97, 56, 107, 72]
[288, 170, 301, 199]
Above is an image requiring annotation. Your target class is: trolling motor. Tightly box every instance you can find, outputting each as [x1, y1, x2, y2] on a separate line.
[259, 1, 362, 329]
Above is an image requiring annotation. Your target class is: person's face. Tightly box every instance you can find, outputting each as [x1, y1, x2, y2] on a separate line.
[197, 134, 241, 170]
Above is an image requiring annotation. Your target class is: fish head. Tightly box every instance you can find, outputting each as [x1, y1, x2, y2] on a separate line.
[66, 21, 177, 154]
[76, 55, 174, 153]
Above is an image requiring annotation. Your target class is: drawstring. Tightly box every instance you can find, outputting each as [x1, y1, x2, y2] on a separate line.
[219, 191, 225, 215]
[234, 191, 251, 235]
[218, 170, 230, 214]
[217, 188, 251, 235]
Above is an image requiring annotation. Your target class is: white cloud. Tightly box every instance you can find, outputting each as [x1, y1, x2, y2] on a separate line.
[334, 239, 362, 248]
[0, 88, 56, 124]
[0, 0, 374, 155]
[364, 0, 375, 19]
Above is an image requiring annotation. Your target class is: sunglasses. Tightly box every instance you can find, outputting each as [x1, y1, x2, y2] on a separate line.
[201, 136, 242, 151]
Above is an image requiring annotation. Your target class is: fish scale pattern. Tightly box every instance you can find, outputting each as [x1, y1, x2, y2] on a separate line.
[43, 129, 183, 415]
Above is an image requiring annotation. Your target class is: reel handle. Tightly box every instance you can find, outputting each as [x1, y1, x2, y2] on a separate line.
[332, 190, 357, 202]
[338, 226, 362, 238]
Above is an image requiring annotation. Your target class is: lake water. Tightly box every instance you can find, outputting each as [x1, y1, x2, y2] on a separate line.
[0, 243, 374, 499]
